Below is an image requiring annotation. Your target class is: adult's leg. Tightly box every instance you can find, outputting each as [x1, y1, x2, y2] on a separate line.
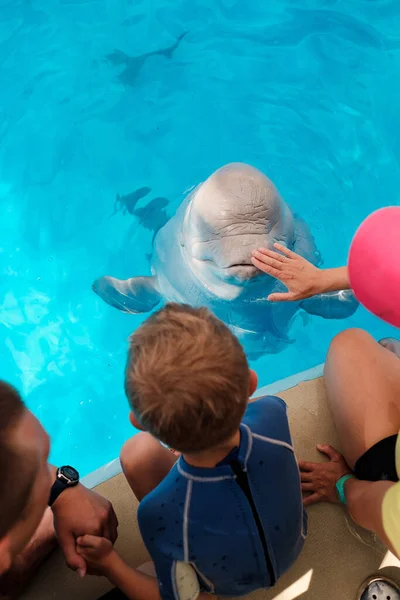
[324, 329, 400, 469]
[120, 433, 177, 502]
[0, 508, 57, 599]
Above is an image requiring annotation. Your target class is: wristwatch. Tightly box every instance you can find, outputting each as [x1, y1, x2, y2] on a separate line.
[335, 474, 355, 505]
[48, 466, 80, 507]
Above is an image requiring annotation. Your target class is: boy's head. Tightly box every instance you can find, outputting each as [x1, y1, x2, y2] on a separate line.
[125, 304, 257, 453]
[0, 382, 52, 575]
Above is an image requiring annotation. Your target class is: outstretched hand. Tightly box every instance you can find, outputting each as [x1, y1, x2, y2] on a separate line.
[251, 243, 321, 302]
[299, 445, 352, 507]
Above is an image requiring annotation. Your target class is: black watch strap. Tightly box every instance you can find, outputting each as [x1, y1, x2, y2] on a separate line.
[48, 478, 68, 507]
[48, 466, 79, 507]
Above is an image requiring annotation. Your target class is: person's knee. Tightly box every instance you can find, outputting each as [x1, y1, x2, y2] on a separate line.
[325, 328, 377, 376]
[120, 432, 156, 479]
[328, 328, 374, 359]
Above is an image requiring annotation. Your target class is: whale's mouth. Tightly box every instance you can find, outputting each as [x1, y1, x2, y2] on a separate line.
[194, 257, 264, 283]
[227, 263, 255, 269]
[226, 263, 257, 270]
[222, 263, 261, 280]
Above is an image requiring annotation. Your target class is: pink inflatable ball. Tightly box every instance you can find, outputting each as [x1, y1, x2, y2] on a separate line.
[348, 207, 400, 328]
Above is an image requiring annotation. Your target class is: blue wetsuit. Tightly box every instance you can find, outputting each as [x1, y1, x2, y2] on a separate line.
[138, 396, 307, 599]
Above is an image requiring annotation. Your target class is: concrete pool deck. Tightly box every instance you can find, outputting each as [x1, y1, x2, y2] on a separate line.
[21, 372, 400, 600]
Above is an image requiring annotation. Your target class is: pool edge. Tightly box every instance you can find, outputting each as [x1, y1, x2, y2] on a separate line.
[254, 362, 324, 397]
[82, 362, 325, 489]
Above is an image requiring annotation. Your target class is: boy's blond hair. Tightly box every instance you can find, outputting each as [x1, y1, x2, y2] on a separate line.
[125, 304, 250, 453]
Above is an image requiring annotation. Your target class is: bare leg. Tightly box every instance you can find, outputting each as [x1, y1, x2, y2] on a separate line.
[324, 329, 400, 469]
[0, 508, 57, 599]
[120, 433, 177, 502]
[380, 337, 400, 357]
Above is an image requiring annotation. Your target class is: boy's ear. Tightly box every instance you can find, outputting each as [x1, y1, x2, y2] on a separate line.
[249, 369, 258, 397]
[129, 411, 145, 431]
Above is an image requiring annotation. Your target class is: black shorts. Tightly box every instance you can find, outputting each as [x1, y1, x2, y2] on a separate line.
[354, 435, 398, 482]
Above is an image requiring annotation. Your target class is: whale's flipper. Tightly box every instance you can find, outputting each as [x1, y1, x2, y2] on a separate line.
[92, 275, 161, 314]
[301, 290, 358, 319]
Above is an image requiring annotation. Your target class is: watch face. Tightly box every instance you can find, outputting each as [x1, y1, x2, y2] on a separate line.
[59, 465, 79, 484]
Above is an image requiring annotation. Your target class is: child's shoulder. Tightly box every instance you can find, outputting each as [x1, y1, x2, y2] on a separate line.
[138, 462, 187, 524]
[246, 394, 287, 417]
[243, 395, 291, 441]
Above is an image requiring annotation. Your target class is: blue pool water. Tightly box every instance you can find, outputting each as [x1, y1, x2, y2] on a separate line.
[1, 0, 399, 475]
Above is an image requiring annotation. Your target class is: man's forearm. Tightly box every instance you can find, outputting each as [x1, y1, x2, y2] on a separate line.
[345, 478, 397, 555]
[318, 267, 350, 294]
[104, 553, 212, 600]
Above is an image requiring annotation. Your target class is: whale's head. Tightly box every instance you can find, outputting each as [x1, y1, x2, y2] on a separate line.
[183, 163, 294, 290]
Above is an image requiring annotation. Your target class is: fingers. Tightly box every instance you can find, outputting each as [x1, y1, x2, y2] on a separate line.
[76, 535, 104, 563]
[316, 444, 341, 461]
[298, 460, 315, 472]
[105, 511, 119, 544]
[300, 471, 314, 482]
[76, 535, 100, 549]
[268, 292, 296, 302]
[251, 257, 282, 279]
[102, 513, 118, 545]
[303, 493, 321, 507]
[251, 250, 285, 271]
[58, 531, 87, 577]
[301, 482, 315, 492]
[255, 247, 287, 263]
[273, 243, 296, 259]
[101, 519, 111, 544]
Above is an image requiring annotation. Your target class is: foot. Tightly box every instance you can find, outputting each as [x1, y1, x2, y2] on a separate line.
[0, 508, 57, 599]
[358, 576, 400, 600]
[379, 338, 400, 359]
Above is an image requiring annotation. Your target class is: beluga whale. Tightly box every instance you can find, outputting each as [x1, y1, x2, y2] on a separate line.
[93, 163, 358, 357]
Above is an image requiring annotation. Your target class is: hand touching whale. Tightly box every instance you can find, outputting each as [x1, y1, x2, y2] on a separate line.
[251, 245, 350, 301]
[251, 245, 355, 319]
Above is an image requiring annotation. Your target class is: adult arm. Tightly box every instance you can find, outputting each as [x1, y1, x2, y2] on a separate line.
[49, 465, 118, 576]
[251, 244, 350, 302]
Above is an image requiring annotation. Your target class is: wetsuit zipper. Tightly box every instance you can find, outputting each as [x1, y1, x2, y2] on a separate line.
[231, 460, 276, 587]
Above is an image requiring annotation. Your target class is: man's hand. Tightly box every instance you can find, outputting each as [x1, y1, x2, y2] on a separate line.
[299, 445, 352, 506]
[251, 244, 322, 302]
[52, 484, 118, 577]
